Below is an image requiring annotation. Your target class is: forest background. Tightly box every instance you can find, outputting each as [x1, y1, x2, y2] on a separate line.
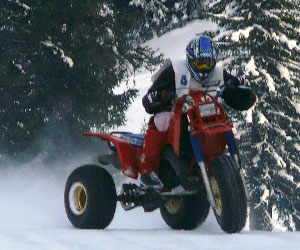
[1, 0, 300, 231]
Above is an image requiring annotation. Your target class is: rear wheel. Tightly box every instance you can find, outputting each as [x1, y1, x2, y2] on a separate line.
[160, 189, 210, 230]
[209, 155, 247, 233]
[64, 165, 117, 229]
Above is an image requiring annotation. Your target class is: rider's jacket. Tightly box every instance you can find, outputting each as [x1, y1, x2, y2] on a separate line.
[143, 59, 242, 114]
[172, 59, 224, 98]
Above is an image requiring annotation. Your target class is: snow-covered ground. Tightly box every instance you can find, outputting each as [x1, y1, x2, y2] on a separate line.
[1, 157, 299, 250]
[1, 19, 299, 250]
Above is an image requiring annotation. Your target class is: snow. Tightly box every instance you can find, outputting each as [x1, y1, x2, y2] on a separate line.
[1, 19, 300, 250]
[146, 20, 219, 60]
[278, 170, 294, 183]
[257, 186, 270, 207]
[244, 108, 253, 123]
[232, 26, 254, 42]
[272, 32, 299, 51]
[260, 69, 276, 92]
[41, 41, 74, 68]
[99, 3, 113, 17]
[174, 3, 181, 10]
[0, 156, 299, 250]
[295, 143, 300, 151]
[16, 0, 30, 10]
[292, 101, 300, 114]
[277, 63, 293, 85]
[14, 63, 25, 74]
[106, 27, 113, 38]
[273, 151, 287, 168]
[257, 111, 268, 124]
[245, 56, 259, 77]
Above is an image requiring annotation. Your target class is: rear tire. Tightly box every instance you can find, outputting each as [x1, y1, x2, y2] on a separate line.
[64, 165, 117, 229]
[209, 155, 247, 233]
[160, 189, 210, 230]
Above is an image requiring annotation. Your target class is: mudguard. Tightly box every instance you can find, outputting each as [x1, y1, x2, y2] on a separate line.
[83, 132, 143, 179]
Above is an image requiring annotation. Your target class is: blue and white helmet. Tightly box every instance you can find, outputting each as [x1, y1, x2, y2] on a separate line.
[186, 35, 218, 81]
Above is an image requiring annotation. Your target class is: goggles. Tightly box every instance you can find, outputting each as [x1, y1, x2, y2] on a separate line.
[190, 58, 216, 73]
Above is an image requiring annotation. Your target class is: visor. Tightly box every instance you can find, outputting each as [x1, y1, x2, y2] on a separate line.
[190, 58, 216, 73]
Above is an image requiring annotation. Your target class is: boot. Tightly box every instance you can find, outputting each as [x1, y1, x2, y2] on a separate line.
[139, 124, 168, 189]
[141, 172, 163, 190]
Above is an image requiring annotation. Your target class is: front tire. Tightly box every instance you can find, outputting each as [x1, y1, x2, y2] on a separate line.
[160, 189, 210, 230]
[64, 165, 117, 229]
[209, 155, 247, 233]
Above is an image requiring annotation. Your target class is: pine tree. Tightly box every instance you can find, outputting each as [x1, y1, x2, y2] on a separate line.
[209, 0, 300, 230]
[0, 1, 162, 159]
[129, 0, 205, 42]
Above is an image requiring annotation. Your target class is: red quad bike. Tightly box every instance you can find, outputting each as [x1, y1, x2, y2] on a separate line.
[64, 89, 247, 233]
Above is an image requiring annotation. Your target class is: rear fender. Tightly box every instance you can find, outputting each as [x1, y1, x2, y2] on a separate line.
[83, 132, 139, 179]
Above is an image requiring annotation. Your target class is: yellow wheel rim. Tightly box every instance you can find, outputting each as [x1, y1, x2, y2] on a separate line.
[76, 185, 87, 212]
[165, 198, 183, 214]
[210, 177, 222, 216]
[69, 182, 88, 215]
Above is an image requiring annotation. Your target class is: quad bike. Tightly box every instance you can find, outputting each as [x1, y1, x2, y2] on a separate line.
[64, 89, 247, 233]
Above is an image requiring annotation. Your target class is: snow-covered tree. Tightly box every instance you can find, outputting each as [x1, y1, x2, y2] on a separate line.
[0, 1, 162, 159]
[129, 0, 205, 42]
[208, 0, 300, 230]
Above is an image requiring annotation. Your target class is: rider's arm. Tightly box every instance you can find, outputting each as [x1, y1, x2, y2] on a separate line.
[142, 61, 176, 114]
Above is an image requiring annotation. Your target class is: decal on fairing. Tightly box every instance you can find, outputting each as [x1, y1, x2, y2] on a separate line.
[120, 134, 144, 147]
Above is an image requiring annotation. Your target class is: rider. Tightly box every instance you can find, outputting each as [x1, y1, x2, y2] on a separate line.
[140, 35, 256, 189]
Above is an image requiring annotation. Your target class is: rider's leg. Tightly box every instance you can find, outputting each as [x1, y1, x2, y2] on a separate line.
[140, 117, 168, 188]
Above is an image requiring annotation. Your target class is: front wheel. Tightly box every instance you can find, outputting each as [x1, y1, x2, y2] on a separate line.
[209, 155, 247, 233]
[64, 165, 117, 229]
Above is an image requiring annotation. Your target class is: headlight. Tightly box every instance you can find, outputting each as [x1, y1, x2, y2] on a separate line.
[199, 103, 216, 117]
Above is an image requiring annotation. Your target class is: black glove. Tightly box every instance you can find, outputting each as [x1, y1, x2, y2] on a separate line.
[143, 91, 162, 114]
[225, 75, 249, 88]
[222, 76, 256, 111]
[142, 90, 175, 114]
[145, 91, 161, 104]
[237, 76, 250, 88]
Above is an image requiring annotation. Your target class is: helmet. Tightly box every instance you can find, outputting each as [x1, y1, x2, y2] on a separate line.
[186, 35, 218, 81]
